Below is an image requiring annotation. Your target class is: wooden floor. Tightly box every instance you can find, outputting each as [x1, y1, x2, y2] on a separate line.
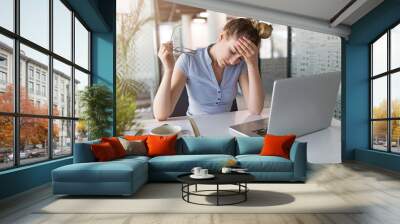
[1, 162, 400, 224]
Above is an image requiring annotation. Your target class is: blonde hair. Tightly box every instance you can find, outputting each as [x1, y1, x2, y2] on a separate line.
[223, 18, 273, 46]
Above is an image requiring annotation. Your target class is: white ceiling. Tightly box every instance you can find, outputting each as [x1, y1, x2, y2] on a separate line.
[225, 0, 352, 22]
[168, 0, 384, 38]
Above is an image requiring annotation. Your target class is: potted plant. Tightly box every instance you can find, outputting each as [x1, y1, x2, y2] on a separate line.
[79, 84, 113, 140]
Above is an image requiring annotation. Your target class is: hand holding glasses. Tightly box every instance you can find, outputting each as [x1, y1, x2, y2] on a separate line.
[169, 25, 196, 55]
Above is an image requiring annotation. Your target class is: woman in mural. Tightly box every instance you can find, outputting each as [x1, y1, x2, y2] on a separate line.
[153, 18, 272, 120]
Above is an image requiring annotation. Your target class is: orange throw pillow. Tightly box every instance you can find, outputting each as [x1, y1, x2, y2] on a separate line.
[146, 135, 177, 157]
[101, 137, 126, 158]
[91, 142, 117, 161]
[259, 134, 296, 159]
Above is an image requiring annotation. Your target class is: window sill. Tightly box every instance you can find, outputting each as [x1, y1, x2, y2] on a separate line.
[0, 156, 72, 176]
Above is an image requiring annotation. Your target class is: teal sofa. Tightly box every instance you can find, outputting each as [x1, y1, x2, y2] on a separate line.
[52, 137, 307, 196]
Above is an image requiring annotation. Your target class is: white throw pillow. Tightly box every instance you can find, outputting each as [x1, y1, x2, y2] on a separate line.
[118, 137, 147, 156]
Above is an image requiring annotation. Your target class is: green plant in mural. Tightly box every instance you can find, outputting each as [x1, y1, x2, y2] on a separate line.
[116, 0, 154, 135]
[79, 84, 113, 140]
[116, 90, 138, 136]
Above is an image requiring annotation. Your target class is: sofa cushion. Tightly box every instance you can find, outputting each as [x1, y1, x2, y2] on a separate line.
[91, 142, 118, 161]
[101, 137, 127, 158]
[260, 134, 296, 159]
[236, 137, 264, 155]
[149, 154, 235, 172]
[147, 135, 178, 157]
[118, 138, 147, 156]
[73, 139, 100, 163]
[236, 155, 293, 172]
[177, 136, 236, 155]
[52, 158, 147, 183]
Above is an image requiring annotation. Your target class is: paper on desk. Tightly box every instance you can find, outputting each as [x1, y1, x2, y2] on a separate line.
[133, 118, 197, 137]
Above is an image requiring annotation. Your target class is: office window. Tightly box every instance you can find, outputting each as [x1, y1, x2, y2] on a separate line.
[53, 0, 72, 60]
[19, 117, 49, 165]
[0, 1, 91, 170]
[74, 18, 89, 70]
[20, 0, 49, 49]
[0, 34, 14, 112]
[53, 119, 72, 158]
[53, 59, 72, 117]
[370, 22, 400, 153]
[74, 69, 89, 118]
[0, 116, 13, 170]
[391, 24, 400, 70]
[258, 24, 288, 109]
[291, 28, 342, 120]
[0, 0, 14, 32]
[21, 44, 49, 115]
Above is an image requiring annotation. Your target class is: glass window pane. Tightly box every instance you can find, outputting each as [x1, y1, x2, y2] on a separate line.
[75, 18, 89, 70]
[20, 0, 49, 49]
[53, 0, 72, 60]
[372, 76, 387, 119]
[0, 34, 14, 112]
[74, 69, 89, 118]
[391, 72, 400, 118]
[53, 59, 72, 117]
[20, 117, 49, 165]
[20, 44, 49, 115]
[258, 24, 287, 110]
[372, 121, 388, 151]
[391, 24, 400, 70]
[291, 28, 341, 77]
[53, 119, 72, 157]
[0, 116, 14, 170]
[391, 120, 400, 153]
[0, 0, 14, 31]
[372, 33, 387, 76]
[75, 120, 88, 143]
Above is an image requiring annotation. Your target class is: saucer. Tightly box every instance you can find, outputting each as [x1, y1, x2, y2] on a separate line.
[190, 174, 215, 179]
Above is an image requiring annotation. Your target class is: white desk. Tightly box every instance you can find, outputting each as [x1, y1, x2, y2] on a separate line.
[137, 108, 341, 164]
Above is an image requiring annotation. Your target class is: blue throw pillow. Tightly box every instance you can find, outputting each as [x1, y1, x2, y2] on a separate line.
[179, 136, 235, 155]
[236, 137, 264, 155]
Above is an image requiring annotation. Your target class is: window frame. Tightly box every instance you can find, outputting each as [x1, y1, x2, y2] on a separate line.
[369, 20, 400, 154]
[0, 0, 92, 171]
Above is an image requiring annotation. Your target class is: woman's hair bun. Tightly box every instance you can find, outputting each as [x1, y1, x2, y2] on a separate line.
[252, 20, 273, 39]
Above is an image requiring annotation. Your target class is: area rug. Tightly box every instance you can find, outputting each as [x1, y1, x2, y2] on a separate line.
[37, 183, 362, 214]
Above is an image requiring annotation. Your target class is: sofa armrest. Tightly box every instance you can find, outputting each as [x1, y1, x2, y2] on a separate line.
[73, 140, 100, 163]
[289, 141, 307, 181]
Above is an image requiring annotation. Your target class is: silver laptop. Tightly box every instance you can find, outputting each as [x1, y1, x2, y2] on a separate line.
[230, 72, 341, 137]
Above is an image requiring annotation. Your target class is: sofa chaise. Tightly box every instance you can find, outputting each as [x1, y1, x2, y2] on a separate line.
[52, 136, 307, 196]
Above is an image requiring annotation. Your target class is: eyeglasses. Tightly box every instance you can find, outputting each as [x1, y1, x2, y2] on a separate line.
[170, 25, 196, 55]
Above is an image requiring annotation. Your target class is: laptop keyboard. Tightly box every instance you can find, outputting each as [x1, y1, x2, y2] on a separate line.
[253, 128, 267, 136]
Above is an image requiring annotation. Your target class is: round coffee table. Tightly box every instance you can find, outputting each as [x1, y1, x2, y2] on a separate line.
[177, 173, 255, 206]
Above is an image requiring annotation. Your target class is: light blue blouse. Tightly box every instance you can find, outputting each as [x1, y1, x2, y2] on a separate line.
[175, 44, 247, 116]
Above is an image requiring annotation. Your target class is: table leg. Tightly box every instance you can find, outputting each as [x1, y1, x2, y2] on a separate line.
[217, 184, 219, 206]
[195, 184, 197, 192]
[245, 183, 247, 201]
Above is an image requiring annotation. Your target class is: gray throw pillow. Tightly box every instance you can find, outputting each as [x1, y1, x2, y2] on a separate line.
[118, 137, 147, 156]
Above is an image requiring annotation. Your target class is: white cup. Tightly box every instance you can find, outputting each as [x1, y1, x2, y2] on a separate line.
[200, 169, 208, 176]
[221, 167, 232, 174]
[191, 167, 202, 176]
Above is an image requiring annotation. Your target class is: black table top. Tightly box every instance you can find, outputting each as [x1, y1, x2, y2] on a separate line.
[177, 172, 255, 185]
